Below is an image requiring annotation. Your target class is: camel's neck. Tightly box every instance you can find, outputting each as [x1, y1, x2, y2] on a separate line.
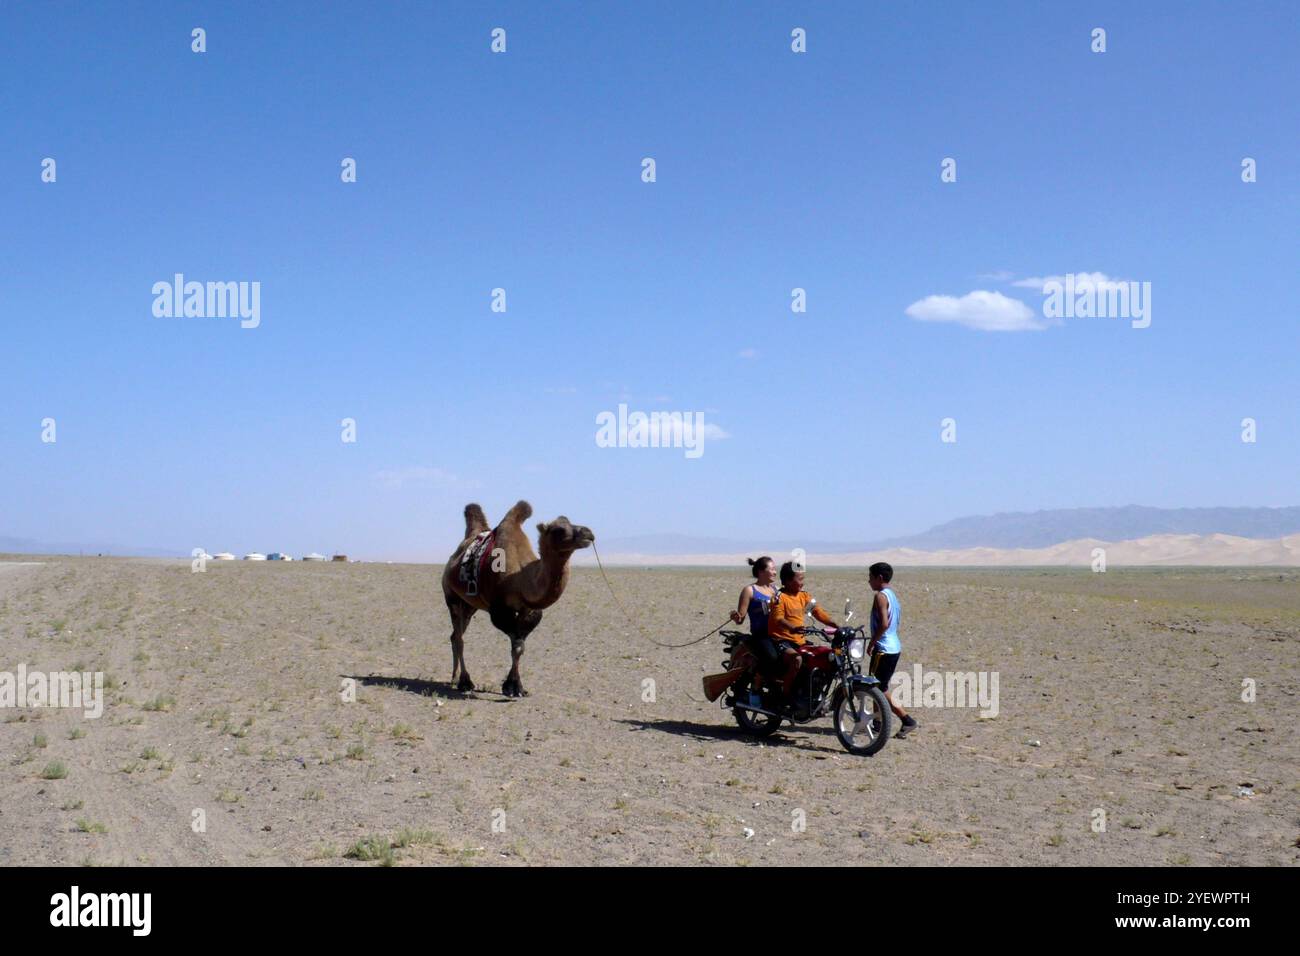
[518, 548, 572, 609]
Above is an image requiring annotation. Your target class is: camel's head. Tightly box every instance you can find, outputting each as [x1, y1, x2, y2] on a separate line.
[537, 516, 595, 555]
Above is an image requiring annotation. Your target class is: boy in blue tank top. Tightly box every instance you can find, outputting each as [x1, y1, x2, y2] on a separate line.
[868, 562, 918, 738]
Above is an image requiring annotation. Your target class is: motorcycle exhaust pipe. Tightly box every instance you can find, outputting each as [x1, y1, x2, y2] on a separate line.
[730, 702, 785, 719]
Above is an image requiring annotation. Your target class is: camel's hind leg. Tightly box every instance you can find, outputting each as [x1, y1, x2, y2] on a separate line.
[445, 593, 477, 692]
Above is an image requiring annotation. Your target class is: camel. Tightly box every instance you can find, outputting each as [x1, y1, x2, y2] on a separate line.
[440, 500, 594, 697]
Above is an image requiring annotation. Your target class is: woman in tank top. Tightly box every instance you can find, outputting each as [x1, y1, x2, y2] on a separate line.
[731, 556, 777, 635]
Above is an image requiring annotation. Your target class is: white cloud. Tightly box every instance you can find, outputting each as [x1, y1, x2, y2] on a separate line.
[631, 418, 729, 443]
[1012, 272, 1127, 292]
[904, 290, 1049, 332]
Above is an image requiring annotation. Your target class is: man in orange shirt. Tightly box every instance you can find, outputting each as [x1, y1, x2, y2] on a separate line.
[762, 561, 840, 695]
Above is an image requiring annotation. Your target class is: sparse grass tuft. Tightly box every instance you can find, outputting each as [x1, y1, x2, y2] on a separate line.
[344, 836, 395, 865]
[392, 827, 435, 848]
[390, 722, 421, 741]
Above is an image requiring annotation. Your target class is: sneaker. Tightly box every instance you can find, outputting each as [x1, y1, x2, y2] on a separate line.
[896, 716, 918, 739]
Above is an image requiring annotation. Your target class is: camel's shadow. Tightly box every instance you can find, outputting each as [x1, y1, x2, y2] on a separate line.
[344, 673, 513, 702]
[614, 716, 840, 752]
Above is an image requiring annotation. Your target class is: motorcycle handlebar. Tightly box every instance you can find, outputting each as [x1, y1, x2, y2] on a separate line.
[797, 624, 865, 638]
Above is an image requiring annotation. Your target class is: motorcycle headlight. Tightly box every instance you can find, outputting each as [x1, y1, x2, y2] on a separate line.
[848, 637, 866, 661]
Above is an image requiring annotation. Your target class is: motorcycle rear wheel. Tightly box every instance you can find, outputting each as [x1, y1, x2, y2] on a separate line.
[732, 678, 783, 737]
[833, 684, 891, 755]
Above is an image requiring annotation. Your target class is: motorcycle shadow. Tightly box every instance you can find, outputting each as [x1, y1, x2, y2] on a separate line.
[614, 716, 842, 753]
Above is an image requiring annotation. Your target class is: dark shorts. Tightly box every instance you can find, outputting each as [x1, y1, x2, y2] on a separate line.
[746, 633, 795, 680]
[871, 651, 901, 691]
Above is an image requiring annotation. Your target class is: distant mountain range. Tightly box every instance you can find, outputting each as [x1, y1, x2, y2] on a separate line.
[575, 533, 1300, 568]
[599, 506, 1300, 555]
[593, 533, 861, 555]
[872, 506, 1300, 551]
[7, 506, 1300, 560]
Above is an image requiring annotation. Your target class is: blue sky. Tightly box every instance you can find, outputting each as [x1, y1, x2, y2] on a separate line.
[2, 1, 1297, 560]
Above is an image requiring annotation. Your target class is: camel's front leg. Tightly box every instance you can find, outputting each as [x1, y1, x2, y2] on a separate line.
[500, 609, 542, 698]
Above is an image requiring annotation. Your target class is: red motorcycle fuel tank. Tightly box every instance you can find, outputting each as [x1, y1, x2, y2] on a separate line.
[797, 643, 835, 669]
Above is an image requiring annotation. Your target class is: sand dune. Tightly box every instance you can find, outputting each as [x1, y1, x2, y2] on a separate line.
[583, 533, 1300, 567]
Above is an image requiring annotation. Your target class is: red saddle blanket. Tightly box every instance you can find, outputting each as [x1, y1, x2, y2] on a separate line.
[457, 530, 496, 597]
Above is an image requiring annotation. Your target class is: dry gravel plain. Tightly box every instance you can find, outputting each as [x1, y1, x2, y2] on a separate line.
[1, 556, 1296, 867]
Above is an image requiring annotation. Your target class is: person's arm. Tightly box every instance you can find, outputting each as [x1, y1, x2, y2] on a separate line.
[868, 590, 889, 652]
[809, 596, 837, 628]
[731, 585, 753, 624]
[766, 593, 790, 640]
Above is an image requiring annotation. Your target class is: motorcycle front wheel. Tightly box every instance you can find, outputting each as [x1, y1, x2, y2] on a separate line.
[833, 684, 891, 755]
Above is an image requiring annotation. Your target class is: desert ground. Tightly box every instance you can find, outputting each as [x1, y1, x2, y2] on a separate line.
[1, 556, 1296, 866]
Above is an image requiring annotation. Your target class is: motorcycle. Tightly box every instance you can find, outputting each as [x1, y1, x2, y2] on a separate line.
[702, 601, 891, 756]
